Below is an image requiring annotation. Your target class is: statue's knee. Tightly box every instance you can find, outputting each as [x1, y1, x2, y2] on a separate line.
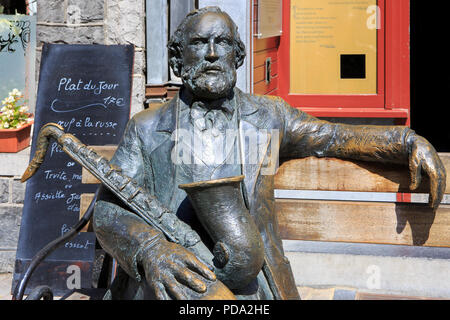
[92, 200, 115, 232]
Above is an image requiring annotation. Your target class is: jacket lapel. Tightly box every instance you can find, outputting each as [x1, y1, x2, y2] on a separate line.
[237, 90, 272, 206]
[150, 96, 178, 207]
[155, 95, 177, 136]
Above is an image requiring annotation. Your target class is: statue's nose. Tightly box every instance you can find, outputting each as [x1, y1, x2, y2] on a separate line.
[205, 40, 219, 62]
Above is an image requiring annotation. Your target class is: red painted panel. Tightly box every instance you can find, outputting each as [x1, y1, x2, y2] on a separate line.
[254, 60, 278, 83]
[299, 107, 408, 119]
[254, 75, 278, 95]
[254, 48, 278, 67]
[254, 37, 279, 52]
[385, 0, 411, 125]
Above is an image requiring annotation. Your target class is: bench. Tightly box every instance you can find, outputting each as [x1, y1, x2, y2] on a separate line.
[275, 155, 450, 247]
[80, 147, 450, 299]
[275, 154, 450, 299]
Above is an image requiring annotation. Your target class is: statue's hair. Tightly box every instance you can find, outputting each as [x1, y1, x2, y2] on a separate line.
[167, 6, 246, 77]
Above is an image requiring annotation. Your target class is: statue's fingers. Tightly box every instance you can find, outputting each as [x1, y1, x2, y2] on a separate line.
[164, 279, 188, 300]
[409, 153, 422, 191]
[184, 255, 216, 282]
[423, 161, 446, 210]
[174, 268, 207, 293]
[153, 281, 170, 300]
[428, 173, 443, 210]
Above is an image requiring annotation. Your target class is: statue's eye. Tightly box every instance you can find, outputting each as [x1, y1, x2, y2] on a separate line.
[217, 38, 232, 46]
[190, 38, 206, 46]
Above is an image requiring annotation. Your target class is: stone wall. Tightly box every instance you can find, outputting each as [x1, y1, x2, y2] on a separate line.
[0, 149, 30, 273]
[0, 179, 24, 273]
[36, 0, 147, 116]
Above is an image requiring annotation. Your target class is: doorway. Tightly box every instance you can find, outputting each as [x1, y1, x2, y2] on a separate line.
[411, 1, 450, 152]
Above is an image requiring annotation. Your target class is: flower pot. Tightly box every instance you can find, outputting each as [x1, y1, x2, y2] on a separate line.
[0, 121, 33, 153]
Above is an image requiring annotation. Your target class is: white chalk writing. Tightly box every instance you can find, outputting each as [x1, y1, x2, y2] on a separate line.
[57, 77, 120, 95]
[34, 190, 65, 203]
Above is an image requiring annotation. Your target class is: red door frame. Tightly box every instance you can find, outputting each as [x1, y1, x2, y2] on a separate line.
[277, 0, 410, 125]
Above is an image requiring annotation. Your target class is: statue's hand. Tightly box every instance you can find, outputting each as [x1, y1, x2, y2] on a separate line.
[407, 134, 447, 210]
[138, 238, 216, 300]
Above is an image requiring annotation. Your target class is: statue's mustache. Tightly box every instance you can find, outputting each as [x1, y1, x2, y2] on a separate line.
[182, 62, 228, 80]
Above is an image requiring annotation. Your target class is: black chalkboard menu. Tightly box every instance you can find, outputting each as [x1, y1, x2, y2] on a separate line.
[13, 44, 134, 296]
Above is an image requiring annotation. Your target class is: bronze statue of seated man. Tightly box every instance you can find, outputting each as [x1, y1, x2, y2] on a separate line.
[92, 6, 446, 300]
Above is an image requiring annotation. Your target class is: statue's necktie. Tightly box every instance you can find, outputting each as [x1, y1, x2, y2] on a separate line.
[189, 101, 232, 135]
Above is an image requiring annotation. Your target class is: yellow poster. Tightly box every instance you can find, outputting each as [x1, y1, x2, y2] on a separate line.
[290, 0, 378, 95]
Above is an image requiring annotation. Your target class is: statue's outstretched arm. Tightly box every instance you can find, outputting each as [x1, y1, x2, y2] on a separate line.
[279, 101, 446, 211]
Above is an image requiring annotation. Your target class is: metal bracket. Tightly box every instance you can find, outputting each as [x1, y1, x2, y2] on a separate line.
[265, 57, 272, 84]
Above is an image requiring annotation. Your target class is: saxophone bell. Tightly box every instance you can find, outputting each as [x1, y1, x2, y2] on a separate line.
[179, 175, 265, 290]
[21, 123, 65, 182]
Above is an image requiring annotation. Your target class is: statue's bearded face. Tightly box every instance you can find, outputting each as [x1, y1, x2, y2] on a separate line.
[181, 12, 237, 100]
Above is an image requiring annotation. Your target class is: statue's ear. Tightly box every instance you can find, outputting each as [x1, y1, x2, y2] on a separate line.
[235, 53, 245, 70]
[169, 56, 182, 77]
[235, 39, 246, 70]
[168, 41, 183, 77]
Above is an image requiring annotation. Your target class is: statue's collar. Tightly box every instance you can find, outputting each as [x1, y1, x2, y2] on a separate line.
[156, 87, 260, 134]
[179, 88, 236, 118]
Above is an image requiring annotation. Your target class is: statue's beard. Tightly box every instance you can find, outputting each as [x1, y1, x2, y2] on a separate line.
[181, 62, 236, 100]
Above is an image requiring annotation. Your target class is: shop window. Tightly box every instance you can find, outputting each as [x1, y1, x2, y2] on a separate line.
[278, 0, 410, 124]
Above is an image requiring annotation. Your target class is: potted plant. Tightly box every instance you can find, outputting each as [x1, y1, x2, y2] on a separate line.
[0, 89, 34, 153]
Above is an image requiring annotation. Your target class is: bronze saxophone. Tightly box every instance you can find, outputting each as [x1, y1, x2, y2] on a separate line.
[21, 123, 264, 299]
[179, 176, 264, 290]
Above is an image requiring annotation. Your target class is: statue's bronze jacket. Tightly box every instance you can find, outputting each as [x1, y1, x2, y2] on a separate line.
[93, 88, 413, 300]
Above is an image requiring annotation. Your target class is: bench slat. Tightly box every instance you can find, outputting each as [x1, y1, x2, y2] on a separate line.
[276, 199, 450, 247]
[275, 153, 450, 194]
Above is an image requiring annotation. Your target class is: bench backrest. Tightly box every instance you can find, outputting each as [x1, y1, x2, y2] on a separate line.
[274, 154, 450, 248]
